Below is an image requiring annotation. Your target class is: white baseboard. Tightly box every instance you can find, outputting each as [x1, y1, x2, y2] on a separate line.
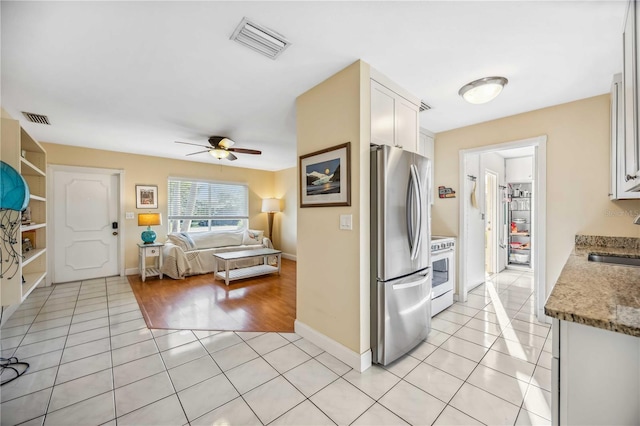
[282, 253, 297, 261]
[125, 268, 139, 276]
[0, 303, 20, 328]
[294, 320, 371, 372]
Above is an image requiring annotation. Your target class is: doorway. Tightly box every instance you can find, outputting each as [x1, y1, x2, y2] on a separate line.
[458, 135, 547, 322]
[484, 170, 498, 276]
[48, 165, 125, 283]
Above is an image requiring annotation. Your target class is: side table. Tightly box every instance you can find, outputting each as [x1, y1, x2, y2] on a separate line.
[138, 242, 164, 282]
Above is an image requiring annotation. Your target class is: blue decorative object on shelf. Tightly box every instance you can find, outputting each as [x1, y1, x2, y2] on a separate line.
[0, 160, 31, 280]
[0, 160, 30, 211]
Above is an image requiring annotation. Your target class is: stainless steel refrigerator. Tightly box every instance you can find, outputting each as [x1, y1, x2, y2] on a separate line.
[370, 144, 432, 365]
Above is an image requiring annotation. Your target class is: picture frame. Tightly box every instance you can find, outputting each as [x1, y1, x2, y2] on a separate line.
[299, 142, 351, 208]
[136, 185, 158, 209]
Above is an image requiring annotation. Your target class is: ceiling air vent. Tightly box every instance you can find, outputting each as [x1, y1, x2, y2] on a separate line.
[419, 101, 432, 112]
[22, 112, 51, 125]
[230, 17, 291, 60]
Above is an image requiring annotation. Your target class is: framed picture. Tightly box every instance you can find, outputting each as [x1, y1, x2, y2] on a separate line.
[136, 185, 158, 209]
[299, 142, 351, 207]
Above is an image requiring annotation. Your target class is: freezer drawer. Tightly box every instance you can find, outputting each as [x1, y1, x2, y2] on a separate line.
[372, 271, 431, 365]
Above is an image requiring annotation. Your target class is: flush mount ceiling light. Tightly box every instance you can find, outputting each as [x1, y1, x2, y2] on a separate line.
[458, 76, 508, 104]
[230, 17, 291, 60]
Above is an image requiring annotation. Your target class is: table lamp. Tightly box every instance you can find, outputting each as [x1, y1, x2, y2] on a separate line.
[138, 213, 162, 244]
[261, 198, 280, 239]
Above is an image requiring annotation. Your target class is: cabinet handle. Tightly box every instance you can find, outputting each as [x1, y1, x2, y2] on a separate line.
[625, 174, 638, 182]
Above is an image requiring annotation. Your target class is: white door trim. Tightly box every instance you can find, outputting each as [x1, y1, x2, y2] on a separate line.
[458, 135, 547, 323]
[47, 165, 126, 284]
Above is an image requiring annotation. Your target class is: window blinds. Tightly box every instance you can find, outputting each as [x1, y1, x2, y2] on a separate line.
[167, 178, 248, 220]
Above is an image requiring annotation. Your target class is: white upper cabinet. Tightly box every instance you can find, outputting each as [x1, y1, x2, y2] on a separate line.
[622, 0, 640, 191]
[506, 156, 533, 182]
[611, 73, 640, 199]
[370, 72, 420, 153]
[371, 81, 396, 147]
[419, 128, 435, 204]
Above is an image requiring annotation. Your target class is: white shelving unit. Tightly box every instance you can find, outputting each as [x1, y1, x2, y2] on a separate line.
[508, 182, 532, 269]
[1, 117, 48, 306]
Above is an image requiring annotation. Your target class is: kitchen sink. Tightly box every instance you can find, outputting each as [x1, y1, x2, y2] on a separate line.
[587, 253, 640, 267]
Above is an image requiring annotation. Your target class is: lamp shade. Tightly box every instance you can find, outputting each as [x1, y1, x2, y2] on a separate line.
[138, 213, 162, 227]
[261, 198, 281, 213]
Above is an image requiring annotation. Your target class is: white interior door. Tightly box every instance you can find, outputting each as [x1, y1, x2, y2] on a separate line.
[53, 169, 119, 283]
[485, 171, 498, 275]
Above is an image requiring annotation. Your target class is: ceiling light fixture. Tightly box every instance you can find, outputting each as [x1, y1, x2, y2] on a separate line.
[458, 76, 508, 104]
[230, 17, 291, 60]
[209, 149, 230, 159]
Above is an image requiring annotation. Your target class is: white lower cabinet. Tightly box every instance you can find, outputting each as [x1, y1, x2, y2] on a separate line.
[553, 319, 640, 425]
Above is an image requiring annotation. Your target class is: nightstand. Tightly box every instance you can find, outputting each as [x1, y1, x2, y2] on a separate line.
[138, 242, 164, 282]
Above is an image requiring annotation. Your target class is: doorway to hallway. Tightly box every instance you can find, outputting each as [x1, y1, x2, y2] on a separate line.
[458, 136, 547, 323]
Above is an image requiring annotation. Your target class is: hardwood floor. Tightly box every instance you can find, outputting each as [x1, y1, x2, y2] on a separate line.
[128, 259, 296, 332]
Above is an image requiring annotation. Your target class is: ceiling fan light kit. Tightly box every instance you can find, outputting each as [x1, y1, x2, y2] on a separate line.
[459, 76, 508, 104]
[175, 136, 262, 162]
[209, 149, 230, 159]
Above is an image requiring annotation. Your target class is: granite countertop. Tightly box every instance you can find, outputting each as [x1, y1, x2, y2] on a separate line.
[544, 235, 640, 336]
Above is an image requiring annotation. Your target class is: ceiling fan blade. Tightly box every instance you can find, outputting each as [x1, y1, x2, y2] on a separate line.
[175, 141, 211, 149]
[227, 147, 262, 155]
[186, 150, 210, 156]
[227, 152, 238, 161]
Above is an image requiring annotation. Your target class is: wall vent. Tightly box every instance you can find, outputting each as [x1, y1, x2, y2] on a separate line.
[22, 112, 51, 125]
[419, 101, 432, 112]
[230, 17, 291, 60]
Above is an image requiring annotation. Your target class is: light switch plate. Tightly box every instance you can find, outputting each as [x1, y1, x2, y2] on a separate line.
[339, 214, 352, 230]
[125, 212, 134, 220]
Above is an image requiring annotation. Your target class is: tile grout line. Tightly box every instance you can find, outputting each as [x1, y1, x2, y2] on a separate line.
[41, 281, 83, 424]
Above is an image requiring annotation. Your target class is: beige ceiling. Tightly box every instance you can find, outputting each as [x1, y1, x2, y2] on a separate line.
[1, 1, 627, 171]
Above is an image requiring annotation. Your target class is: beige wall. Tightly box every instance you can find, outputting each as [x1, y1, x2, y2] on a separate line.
[433, 94, 640, 295]
[42, 143, 284, 273]
[274, 167, 297, 257]
[296, 60, 371, 354]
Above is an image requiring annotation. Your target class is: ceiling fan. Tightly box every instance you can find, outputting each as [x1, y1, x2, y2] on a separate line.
[175, 136, 262, 161]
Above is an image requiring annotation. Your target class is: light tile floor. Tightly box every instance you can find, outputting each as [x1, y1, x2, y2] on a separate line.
[0, 270, 551, 425]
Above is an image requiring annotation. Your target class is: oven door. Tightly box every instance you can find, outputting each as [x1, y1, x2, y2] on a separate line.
[431, 251, 452, 298]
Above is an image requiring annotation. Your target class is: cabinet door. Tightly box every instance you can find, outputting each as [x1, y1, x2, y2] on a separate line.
[419, 130, 435, 205]
[396, 97, 419, 153]
[611, 76, 620, 200]
[505, 157, 533, 182]
[612, 74, 640, 199]
[623, 0, 640, 191]
[371, 80, 396, 147]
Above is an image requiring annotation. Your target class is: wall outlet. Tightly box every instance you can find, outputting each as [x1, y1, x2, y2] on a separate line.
[125, 212, 134, 220]
[339, 214, 352, 230]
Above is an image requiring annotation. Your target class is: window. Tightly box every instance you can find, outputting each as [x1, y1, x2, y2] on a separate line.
[167, 178, 248, 233]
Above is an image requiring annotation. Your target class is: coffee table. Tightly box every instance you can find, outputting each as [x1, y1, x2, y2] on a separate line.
[213, 248, 282, 286]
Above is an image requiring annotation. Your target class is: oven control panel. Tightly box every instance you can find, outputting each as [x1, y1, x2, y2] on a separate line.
[431, 240, 455, 252]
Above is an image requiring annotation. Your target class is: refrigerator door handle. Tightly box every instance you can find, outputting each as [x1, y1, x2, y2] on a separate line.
[409, 164, 423, 260]
[406, 171, 415, 254]
[392, 273, 430, 290]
